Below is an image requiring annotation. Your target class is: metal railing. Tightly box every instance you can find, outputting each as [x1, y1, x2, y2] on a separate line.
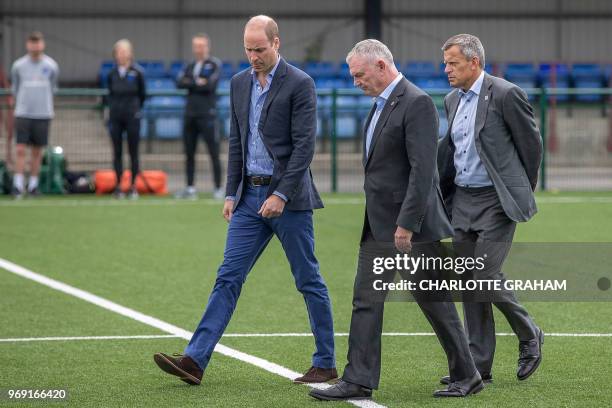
[1, 87, 611, 193]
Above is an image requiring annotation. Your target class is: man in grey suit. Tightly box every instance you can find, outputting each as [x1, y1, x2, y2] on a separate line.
[438, 34, 544, 385]
[310, 39, 483, 401]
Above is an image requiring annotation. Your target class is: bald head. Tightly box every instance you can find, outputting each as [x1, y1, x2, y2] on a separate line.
[245, 15, 279, 43]
[244, 15, 280, 75]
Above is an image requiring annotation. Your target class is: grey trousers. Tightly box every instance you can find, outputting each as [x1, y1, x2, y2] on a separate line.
[452, 186, 539, 376]
[341, 234, 478, 390]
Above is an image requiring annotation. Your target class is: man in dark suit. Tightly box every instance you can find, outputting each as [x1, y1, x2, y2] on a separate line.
[437, 34, 544, 386]
[310, 39, 483, 401]
[154, 15, 336, 385]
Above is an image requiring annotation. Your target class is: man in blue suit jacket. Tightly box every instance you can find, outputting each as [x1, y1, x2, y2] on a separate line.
[154, 15, 337, 386]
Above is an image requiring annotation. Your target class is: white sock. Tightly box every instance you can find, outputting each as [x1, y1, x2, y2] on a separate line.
[13, 173, 25, 192]
[187, 186, 196, 193]
[28, 175, 39, 191]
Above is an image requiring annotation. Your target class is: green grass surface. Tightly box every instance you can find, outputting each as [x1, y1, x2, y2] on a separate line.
[1, 192, 612, 407]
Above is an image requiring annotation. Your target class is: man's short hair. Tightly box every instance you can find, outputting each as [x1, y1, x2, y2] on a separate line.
[192, 33, 210, 42]
[346, 39, 394, 65]
[442, 34, 486, 68]
[27, 31, 44, 42]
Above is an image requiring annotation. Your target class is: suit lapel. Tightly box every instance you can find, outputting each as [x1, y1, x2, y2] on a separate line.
[237, 70, 252, 149]
[258, 58, 288, 130]
[362, 104, 376, 166]
[364, 79, 405, 168]
[474, 73, 493, 140]
[445, 89, 461, 141]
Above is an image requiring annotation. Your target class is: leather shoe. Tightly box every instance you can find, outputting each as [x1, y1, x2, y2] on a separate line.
[433, 373, 484, 397]
[309, 380, 372, 401]
[517, 328, 544, 380]
[153, 352, 203, 385]
[293, 366, 338, 384]
[440, 373, 492, 385]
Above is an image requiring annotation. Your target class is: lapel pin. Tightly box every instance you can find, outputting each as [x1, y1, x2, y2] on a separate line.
[390, 101, 396, 106]
[484, 95, 489, 101]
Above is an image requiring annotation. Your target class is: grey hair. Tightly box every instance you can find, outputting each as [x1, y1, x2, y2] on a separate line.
[442, 34, 485, 68]
[346, 39, 394, 65]
[113, 39, 134, 59]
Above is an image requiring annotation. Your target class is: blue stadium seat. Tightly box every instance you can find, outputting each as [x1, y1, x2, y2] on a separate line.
[504, 63, 537, 100]
[314, 78, 347, 90]
[169, 60, 185, 79]
[403, 61, 438, 81]
[538, 63, 570, 102]
[339, 62, 351, 80]
[145, 78, 176, 90]
[146, 96, 185, 109]
[98, 60, 115, 87]
[218, 79, 231, 91]
[221, 61, 235, 78]
[304, 61, 338, 78]
[335, 116, 358, 139]
[413, 75, 451, 93]
[155, 117, 183, 139]
[572, 64, 604, 102]
[138, 60, 166, 78]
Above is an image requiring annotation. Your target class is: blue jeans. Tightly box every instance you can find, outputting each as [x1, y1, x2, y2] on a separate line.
[184, 184, 335, 370]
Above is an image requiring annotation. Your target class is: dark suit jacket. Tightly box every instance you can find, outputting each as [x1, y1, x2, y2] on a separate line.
[438, 73, 543, 222]
[362, 77, 453, 243]
[225, 58, 323, 211]
[176, 57, 221, 117]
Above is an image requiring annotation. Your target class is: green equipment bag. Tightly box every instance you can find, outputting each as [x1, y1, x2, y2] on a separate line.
[39, 146, 66, 194]
[0, 160, 12, 194]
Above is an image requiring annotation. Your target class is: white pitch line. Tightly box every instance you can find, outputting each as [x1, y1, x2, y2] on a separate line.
[0, 257, 385, 408]
[0, 334, 180, 343]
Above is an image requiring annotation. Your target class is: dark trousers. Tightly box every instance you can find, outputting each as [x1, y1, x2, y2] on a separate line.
[452, 186, 539, 376]
[342, 229, 477, 390]
[183, 115, 221, 188]
[109, 114, 140, 185]
[184, 184, 335, 371]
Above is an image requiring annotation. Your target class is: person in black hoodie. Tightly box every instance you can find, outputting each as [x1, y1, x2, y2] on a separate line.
[175, 33, 223, 200]
[107, 39, 146, 199]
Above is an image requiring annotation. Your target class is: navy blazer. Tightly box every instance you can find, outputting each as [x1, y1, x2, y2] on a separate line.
[225, 58, 323, 211]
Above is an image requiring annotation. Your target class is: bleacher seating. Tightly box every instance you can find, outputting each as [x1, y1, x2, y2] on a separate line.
[98, 59, 612, 142]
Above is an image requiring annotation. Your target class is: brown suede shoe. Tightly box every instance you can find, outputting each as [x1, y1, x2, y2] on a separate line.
[293, 366, 338, 384]
[153, 353, 203, 385]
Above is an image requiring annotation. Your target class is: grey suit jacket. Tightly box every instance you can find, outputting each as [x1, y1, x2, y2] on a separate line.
[225, 58, 324, 211]
[362, 77, 453, 243]
[438, 73, 543, 222]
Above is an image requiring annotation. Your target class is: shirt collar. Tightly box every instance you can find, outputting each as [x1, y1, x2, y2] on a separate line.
[460, 70, 485, 97]
[376, 73, 403, 105]
[251, 55, 281, 85]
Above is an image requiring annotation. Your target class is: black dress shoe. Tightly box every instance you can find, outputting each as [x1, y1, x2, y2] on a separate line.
[440, 373, 492, 385]
[309, 380, 372, 401]
[433, 373, 484, 398]
[517, 328, 544, 380]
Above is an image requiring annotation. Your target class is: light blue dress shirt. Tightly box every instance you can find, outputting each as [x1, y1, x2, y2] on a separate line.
[227, 57, 286, 202]
[246, 58, 280, 176]
[365, 73, 403, 157]
[451, 71, 493, 187]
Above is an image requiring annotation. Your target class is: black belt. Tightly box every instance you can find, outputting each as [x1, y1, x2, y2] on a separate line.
[246, 175, 272, 186]
[456, 184, 495, 193]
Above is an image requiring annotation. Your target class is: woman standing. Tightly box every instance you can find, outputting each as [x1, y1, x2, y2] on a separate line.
[107, 39, 145, 199]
